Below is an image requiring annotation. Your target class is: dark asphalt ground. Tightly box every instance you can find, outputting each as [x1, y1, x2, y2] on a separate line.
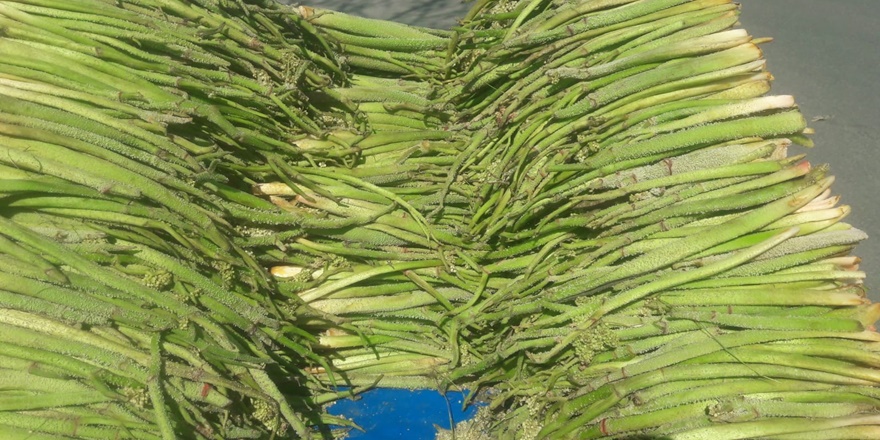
[292, 1, 880, 299]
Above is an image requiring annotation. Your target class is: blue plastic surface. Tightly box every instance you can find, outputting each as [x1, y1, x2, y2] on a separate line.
[327, 389, 480, 439]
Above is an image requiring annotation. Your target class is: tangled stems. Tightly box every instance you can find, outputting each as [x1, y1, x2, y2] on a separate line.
[0, 0, 878, 439]
[274, 4, 879, 438]
[0, 0, 403, 437]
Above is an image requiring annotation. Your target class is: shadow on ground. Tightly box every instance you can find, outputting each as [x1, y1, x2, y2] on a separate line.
[281, 0, 471, 28]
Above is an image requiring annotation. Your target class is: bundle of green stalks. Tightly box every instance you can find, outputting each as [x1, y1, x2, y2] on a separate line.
[0, 0, 878, 439]
[291, 1, 880, 439]
[0, 0, 404, 438]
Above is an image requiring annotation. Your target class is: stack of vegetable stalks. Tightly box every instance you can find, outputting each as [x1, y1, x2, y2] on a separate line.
[0, 0, 878, 439]
[289, 1, 880, 439]
[0, 0, 405, 437]
[430, 0, 880, 436]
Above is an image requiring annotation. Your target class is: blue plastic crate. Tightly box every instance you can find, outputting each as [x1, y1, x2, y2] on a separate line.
[327, 388, 481, 439]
